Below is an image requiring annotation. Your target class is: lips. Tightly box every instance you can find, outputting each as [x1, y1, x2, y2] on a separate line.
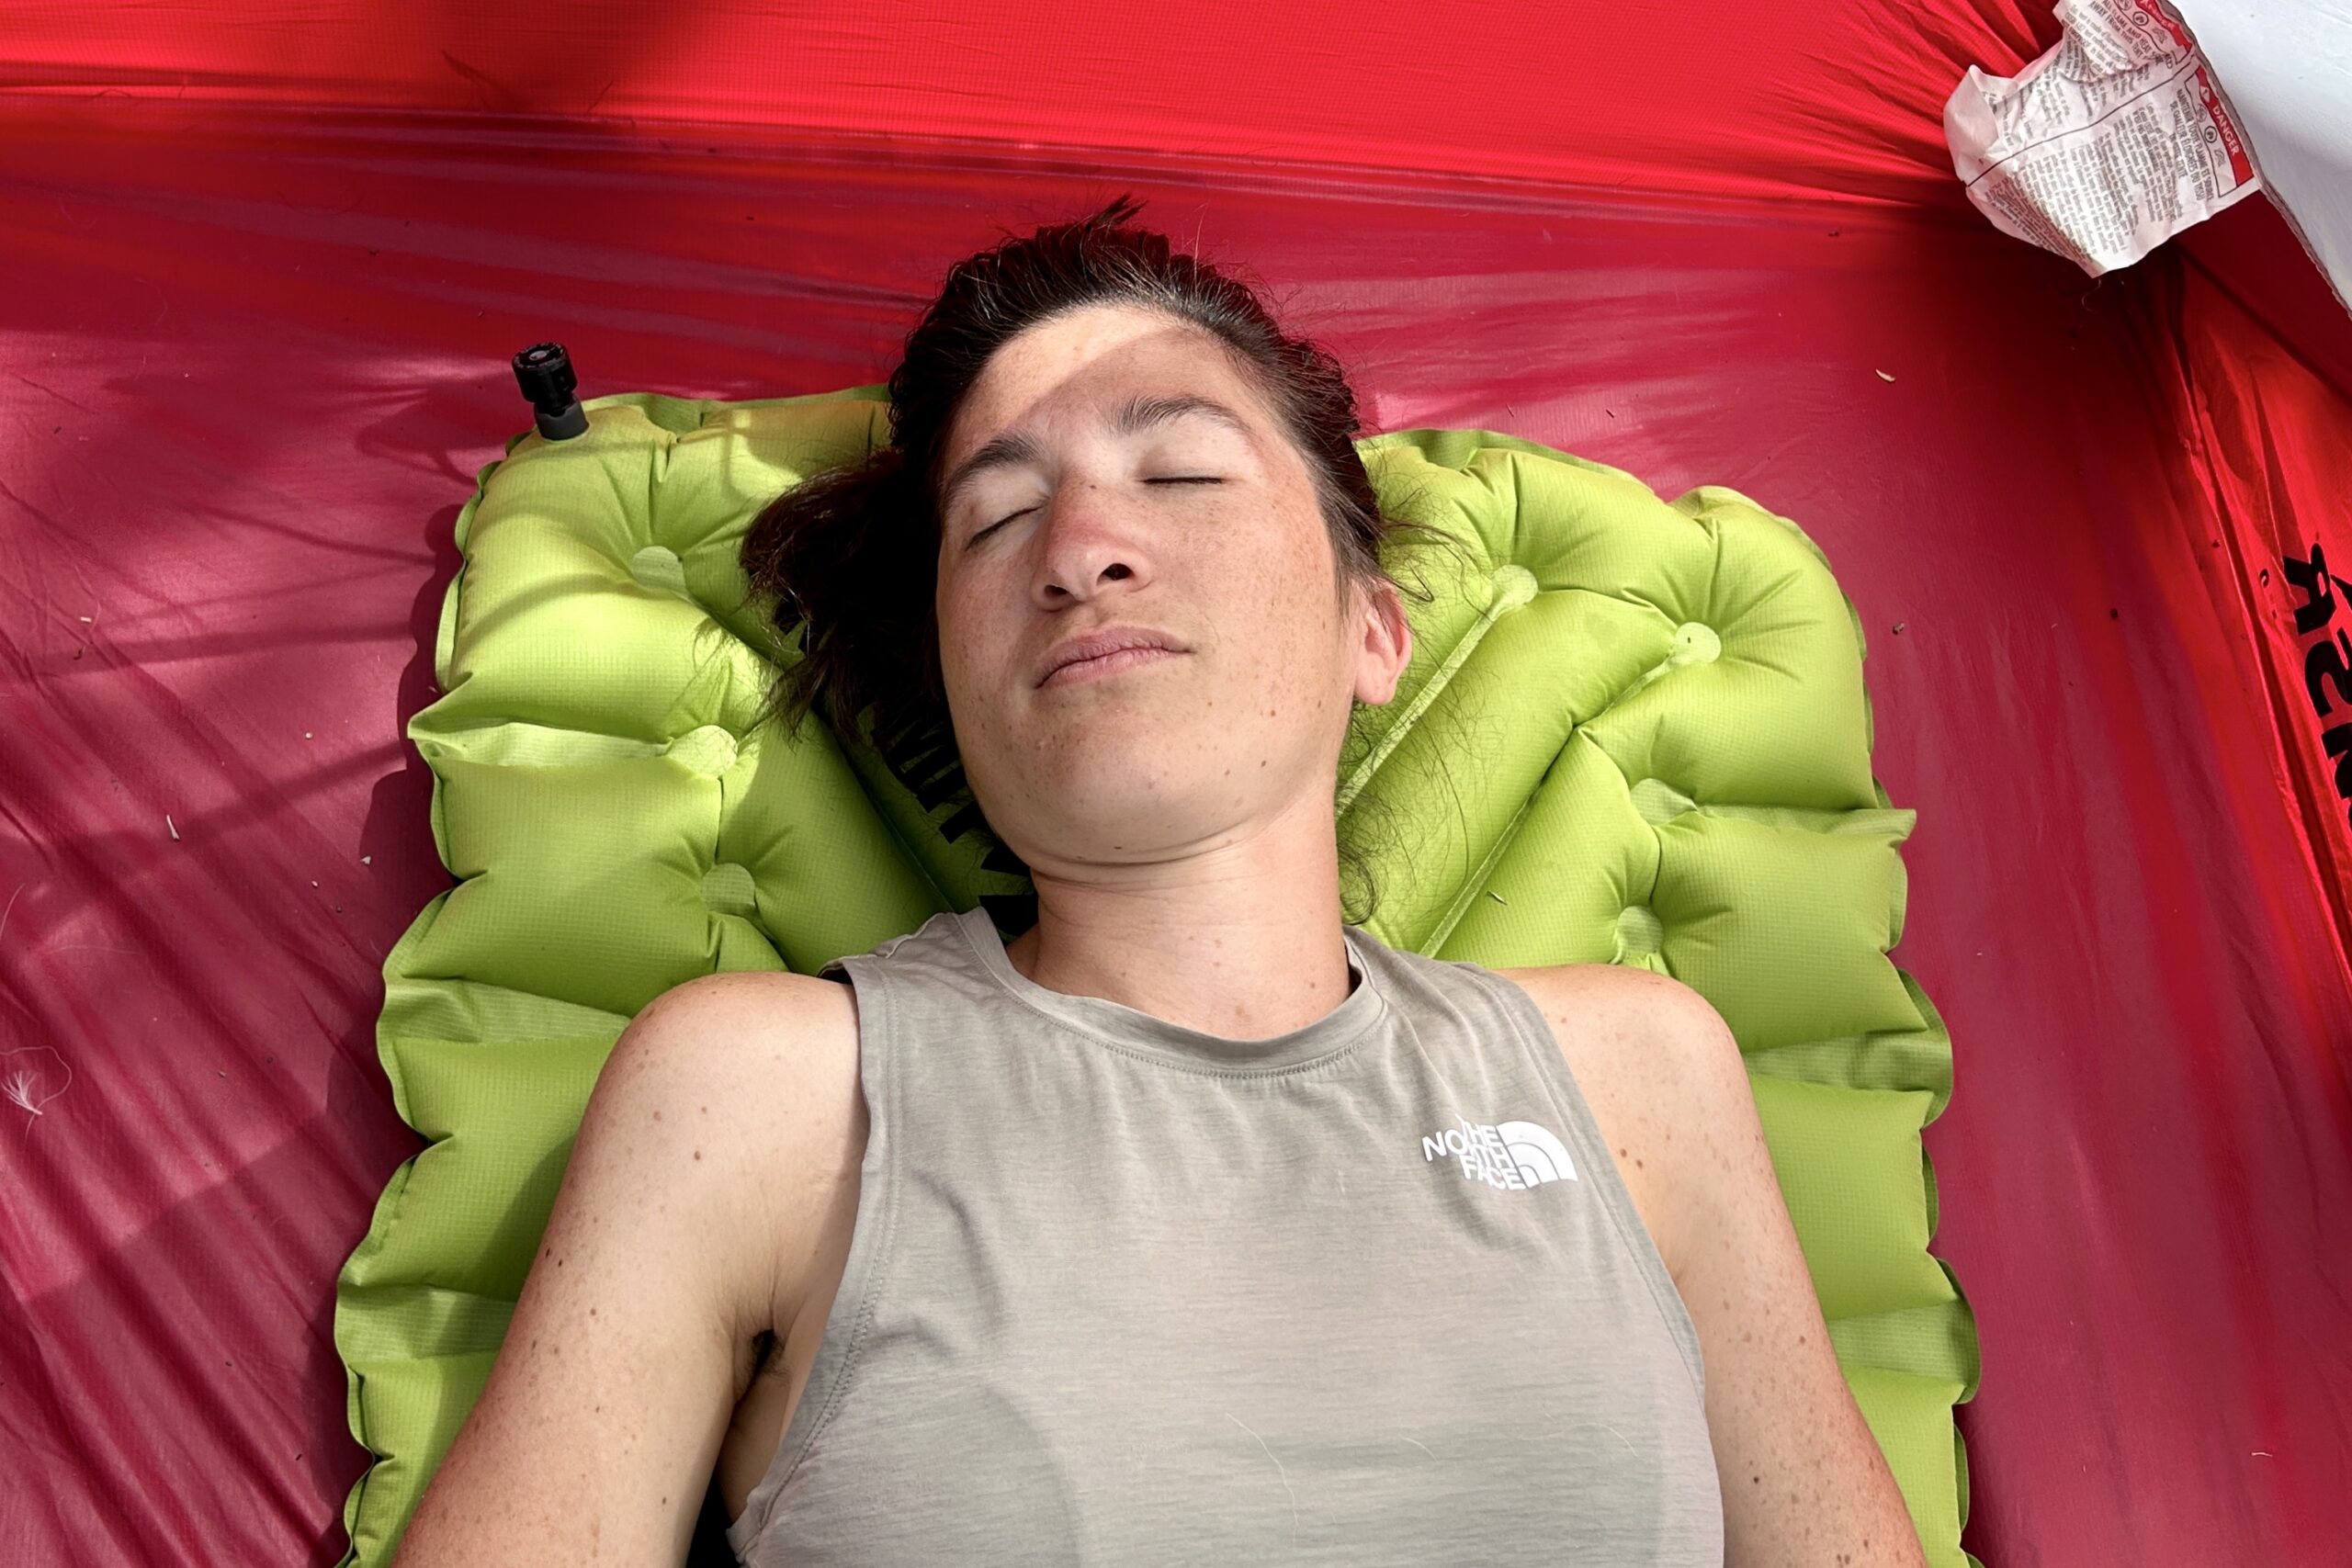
[1041, 644, 1182, 688]
[1036, 626, 1186, 688]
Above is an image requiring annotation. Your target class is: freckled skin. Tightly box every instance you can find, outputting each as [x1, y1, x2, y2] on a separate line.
[928, 301, 1414, 1043]
[398, 310, 1928, 1568]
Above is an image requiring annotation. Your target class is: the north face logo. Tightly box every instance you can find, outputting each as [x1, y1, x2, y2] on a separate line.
[1421, 1115, 1579, 1190]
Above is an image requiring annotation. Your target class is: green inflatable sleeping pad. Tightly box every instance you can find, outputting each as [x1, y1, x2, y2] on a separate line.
[331, 385, 1980, 1566]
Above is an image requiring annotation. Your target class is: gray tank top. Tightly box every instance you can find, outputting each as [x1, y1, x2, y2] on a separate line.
[725, 906, 1723, 1566]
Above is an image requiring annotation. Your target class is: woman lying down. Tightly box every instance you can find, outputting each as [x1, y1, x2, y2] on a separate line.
[392, 196, 1928, 1568]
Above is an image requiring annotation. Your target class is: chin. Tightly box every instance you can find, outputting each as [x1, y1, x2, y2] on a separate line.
[1014, 734, 1181, 802]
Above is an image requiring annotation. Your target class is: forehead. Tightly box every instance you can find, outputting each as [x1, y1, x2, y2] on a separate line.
[943, 303, 1272, 464]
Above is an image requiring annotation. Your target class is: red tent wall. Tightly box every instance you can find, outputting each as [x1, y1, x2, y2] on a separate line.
[4, 5, 2349, 1565]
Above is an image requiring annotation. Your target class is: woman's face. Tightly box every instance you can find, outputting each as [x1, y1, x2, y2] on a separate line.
[932, 300, 1410, 882]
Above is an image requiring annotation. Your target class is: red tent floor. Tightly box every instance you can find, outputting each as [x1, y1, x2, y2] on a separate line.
[3, 92, 2350, 1565]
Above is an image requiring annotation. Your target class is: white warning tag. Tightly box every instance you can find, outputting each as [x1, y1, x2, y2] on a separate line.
[1945, 0, 2262, 276]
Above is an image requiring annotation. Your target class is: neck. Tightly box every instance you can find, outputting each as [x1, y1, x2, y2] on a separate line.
[1001, 807, 1359, 1043]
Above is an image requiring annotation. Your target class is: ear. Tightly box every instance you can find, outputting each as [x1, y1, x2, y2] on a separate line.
[1351, 576, 1415, 705]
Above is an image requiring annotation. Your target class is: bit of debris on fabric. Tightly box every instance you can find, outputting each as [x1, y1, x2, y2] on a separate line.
[4, 1045, 74, 1117]
[1875, 369, 1895, 382]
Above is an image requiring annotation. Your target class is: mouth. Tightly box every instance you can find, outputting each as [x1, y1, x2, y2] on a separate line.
[1035, 624, 1190, 688]
[1038, 644, 1185, 689]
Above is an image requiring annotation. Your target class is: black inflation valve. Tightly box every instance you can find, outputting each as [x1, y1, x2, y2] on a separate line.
[512, 342, 589, 440]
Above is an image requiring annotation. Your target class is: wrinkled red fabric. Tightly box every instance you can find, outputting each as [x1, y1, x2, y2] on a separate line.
[3, 5, 2350, 1566]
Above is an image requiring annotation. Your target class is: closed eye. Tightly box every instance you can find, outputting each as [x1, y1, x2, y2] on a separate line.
[973, 510, 1048, 552]
[969, 477, 1226, 546]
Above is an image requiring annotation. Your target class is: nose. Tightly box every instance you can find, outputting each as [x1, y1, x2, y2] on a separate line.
[1033, 480, 1152, 605]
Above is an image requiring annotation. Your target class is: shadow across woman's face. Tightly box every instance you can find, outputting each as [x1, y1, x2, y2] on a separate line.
[929, 300, 1405, 884]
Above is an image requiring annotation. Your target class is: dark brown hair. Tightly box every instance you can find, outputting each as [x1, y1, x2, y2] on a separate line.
[738, 194, 1469, 928]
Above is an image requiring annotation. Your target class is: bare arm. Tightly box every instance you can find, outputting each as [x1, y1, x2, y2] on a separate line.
[390, 973, 826, 1568]
[1645, 976, 1930, 1568]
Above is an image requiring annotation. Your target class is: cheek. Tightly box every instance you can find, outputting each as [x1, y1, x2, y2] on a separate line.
[1262, 496, 1339, 615]
[932, 590, 981, 699]
[935, 565, 988, 651]
[1226, 532, 1340, 682]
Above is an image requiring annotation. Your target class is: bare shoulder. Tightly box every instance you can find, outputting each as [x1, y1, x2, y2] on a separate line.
[608, 969, 865, 1332]
[1498, 963, 1736, 1070]
[1487, 962, 1745, 1281]
[609, 969, 861, 1134]
[631, 967, 860, 1061]
[391, 969, 866, 1565]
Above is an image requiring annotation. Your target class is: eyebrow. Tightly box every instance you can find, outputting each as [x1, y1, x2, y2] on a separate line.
[938, 392, 1255, 519]
[1114, 390, 1255, 444]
